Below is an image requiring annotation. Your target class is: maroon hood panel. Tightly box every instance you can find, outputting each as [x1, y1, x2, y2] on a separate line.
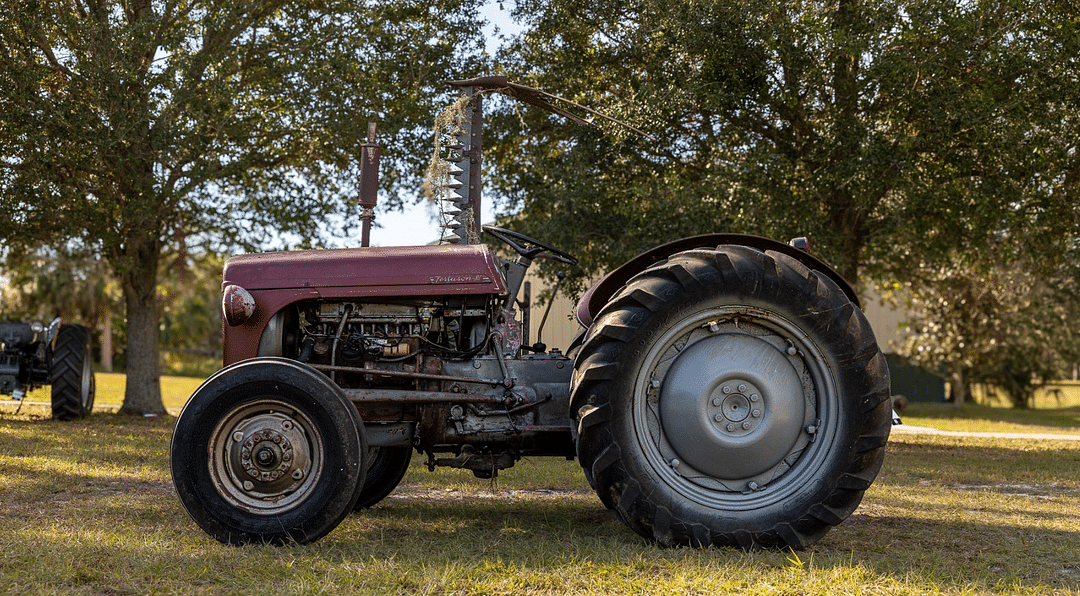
[224, 244, 507, 296]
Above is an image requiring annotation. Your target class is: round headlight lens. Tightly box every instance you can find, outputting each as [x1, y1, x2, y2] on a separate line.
[222, 285, 257, 327]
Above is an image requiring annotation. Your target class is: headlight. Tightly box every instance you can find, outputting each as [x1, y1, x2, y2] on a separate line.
[30, 321, 45, 334]
[222, 285, 256, 327]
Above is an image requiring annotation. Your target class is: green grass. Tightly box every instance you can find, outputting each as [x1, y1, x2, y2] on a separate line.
[1, 378, 1079, 595]
[9, 372, 203, 415]
[900, 402, 1080, 435]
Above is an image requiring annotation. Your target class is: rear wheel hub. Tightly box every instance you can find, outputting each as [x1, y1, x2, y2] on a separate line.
[659, 333, 805, 480]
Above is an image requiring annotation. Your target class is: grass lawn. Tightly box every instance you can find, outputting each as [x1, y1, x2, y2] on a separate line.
[900, 402, 1080, 435]
[1, 375, 1079, 595]
[10, 372, 203, 415]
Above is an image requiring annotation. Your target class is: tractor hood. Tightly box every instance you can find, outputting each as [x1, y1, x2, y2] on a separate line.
[223, 244, 506, 296]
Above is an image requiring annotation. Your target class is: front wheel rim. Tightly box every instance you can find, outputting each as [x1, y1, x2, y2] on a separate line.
[208, 398, 325, 515]
[634, 305, 840, 510]
[80, 356, 93, 409]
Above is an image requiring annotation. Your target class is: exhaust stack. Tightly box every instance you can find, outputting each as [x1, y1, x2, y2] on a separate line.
[359, 121, 379, 247]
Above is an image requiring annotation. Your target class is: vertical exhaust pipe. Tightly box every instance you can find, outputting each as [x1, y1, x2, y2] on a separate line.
[359, 121, 379, 247]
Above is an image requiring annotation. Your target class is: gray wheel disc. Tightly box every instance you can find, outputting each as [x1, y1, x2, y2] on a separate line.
[638, 306, 837, 508]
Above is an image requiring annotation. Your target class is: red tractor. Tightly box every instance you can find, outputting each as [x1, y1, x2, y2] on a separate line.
[170, 77, 892, 549]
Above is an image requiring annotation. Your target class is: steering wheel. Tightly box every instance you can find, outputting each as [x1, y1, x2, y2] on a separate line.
[482, 225, 579, 265]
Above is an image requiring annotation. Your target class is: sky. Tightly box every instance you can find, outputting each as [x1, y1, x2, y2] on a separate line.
[366, 0, 518, 247]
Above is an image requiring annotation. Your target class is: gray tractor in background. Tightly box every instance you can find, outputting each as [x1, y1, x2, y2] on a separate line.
[0, 317, 95, 419]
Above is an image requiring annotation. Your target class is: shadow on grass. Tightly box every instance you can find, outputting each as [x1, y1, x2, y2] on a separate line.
[2, 415, 1079, 594]
[308, 494, 1080, 592]
[6, 477, 1078, 594]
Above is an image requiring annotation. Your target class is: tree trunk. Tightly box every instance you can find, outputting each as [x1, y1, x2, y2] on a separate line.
[949, 368, 968, 409]
[828, 0, 866, 290]
[117, 236, 166, 416]
[100, 308, 113, 373]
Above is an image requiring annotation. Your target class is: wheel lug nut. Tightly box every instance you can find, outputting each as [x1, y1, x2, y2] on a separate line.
[750, 393, 759, 402]
[714, 414, 724, 422]
[752, 409, 761, 418]
[737, 384, 747, 393]
[726, 423, 736, 432]
[722, 385, 732, 394]
[742, 421, 751, 430]
[712, 397, 722, 407]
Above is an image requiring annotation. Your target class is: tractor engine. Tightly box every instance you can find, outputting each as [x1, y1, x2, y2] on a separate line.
[290, 298, 500, 369]
[241, 291, 574, 478]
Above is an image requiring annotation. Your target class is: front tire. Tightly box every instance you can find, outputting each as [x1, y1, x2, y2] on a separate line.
[171, 358, 366, 545]
[353, 446, 412, 510]
[50, 324, 95, 420]
[570, 246, 891, 549]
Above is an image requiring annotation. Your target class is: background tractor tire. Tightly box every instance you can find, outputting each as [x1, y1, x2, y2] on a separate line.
[50, 324, 95, 420]
[171, 357, 366, 545]
[353, 446, 412, 510]
[570, 245, 891, 549]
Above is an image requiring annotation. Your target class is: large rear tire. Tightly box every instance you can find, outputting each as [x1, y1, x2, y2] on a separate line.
[570, 246, 891, 549]
[50, 324, 95, 420]
[171, 357, 366, 545]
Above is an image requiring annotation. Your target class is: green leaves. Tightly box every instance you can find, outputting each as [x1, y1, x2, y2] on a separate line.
[486, 0, 1080, 396]
[897, 238, 1080, 408]
[488, 0, 1080, 292]
[0, 0, 487, 256]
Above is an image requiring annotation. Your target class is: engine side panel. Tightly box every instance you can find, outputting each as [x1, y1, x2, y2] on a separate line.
[258, 297, 575, 459]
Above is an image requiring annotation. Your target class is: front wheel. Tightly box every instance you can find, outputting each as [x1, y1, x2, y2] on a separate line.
[171, 358, 366, 545]
[353, 446, 412, 510]
[571, 246, 891, 549]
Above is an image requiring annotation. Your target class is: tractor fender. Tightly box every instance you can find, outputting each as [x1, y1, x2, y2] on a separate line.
[573, 233, 860, 328]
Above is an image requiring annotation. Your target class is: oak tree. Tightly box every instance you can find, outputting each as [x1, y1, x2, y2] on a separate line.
[0, 0, 485, 414]
[486, 0, 1080, 292]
